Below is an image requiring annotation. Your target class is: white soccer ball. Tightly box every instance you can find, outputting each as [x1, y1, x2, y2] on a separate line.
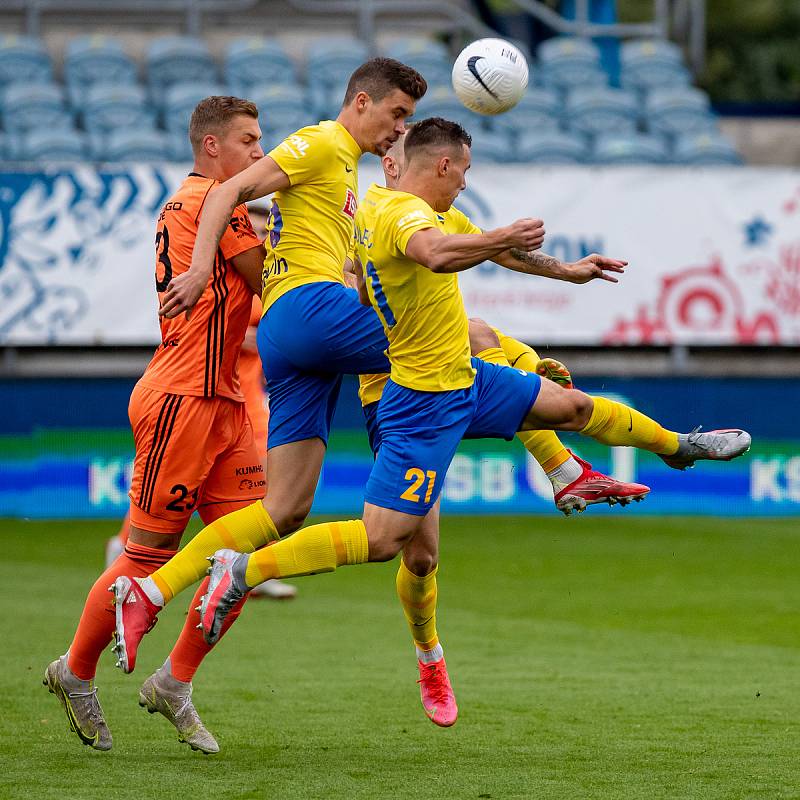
[451, 38, 529, 115]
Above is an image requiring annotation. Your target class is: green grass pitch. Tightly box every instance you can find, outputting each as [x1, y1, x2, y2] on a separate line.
[2, 515, 799, 800]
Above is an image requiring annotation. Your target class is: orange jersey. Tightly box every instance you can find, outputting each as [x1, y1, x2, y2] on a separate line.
[138, 174, 261, 402]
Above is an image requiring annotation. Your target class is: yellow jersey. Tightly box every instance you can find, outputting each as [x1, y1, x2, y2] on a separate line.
[263, 120, 362, 313]
[355, 184, 479, 394]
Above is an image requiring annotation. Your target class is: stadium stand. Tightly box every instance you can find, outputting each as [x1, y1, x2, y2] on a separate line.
[18, 127, 88, 161]
[0, 26, 743, 165]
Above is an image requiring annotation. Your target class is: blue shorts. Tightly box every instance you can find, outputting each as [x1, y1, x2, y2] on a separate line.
[258, 282, 390, 449]
[365, 358, 541, 515]
[363, 401, 381, 456]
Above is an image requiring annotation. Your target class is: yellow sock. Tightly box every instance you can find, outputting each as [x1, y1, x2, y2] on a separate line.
[582, 396, 679, 455]
[396, 559, 439, 651]
[494, 328, 572, 469]
[151, 501, 278, 602]
[244, 519, 368, 587]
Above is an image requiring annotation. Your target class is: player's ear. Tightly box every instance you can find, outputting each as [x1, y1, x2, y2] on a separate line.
[438, 156, 449, 176]
[355, 91, 370, 112]
[203, 133, 219, 158]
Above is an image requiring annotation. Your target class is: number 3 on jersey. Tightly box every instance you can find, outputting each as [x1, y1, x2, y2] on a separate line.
[400, 468, 437, 504]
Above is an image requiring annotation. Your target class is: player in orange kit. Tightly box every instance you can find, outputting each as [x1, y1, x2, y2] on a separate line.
[44, 96, 269, 754]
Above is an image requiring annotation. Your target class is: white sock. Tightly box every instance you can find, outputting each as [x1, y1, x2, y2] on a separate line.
[416, 643, 444, 664]
[137, 576, 165, 607]
[546, 456, 583, 492]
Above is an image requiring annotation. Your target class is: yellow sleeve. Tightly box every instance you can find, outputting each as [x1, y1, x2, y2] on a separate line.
[448, 205, 482, 235]
[391, 198, 439, 255]
[268, 125, 336, 186]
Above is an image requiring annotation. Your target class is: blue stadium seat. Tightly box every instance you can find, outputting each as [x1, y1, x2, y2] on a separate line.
[537, 36, 607, 92]
[83, 83, 156, 134]
[262, 126, 300, 151]
[645, 86, 717, 136]
[386, 38, 452, 87]
[167, 130, 194, 162]
[98, 128, 169, 161]
[0, 132, 14, 160]
[620, 39, 691, 93]
[64, 36, 137, 92]
[591, 132, 668, 164]
[146, 36, 217, 92]
[162, 83, 228, 132]
[489, 87, 561, 136]
[244, 84, 312, 133]
[18, 128, 88, 161]
[225, 37, 297, 92]
[2, 83, 70, 132]
[413, 87, 484, 133]
[310, 79, 350, 121]
[565, 86, 639, 136]
[0, 35, 52, 87]
[673, 131, 742, 165]
[306, 36, 369, 91]
[515, 129, 587, 163]
[468, 129, 514, 163]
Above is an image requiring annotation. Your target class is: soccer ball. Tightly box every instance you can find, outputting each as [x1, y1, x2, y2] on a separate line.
[451, 38, 529, 115]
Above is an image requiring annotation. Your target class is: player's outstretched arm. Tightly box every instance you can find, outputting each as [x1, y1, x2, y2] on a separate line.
[405, 217, 545, 273]
[160, 157, 291, 319]
[494, 249, 627, 284]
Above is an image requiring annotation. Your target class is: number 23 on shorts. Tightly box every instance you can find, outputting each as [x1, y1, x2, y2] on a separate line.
[400, 468, 437, 504]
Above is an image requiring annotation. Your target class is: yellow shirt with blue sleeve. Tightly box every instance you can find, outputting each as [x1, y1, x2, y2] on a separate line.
[262, 121, 361, 313]
[354, 184, 477, 394]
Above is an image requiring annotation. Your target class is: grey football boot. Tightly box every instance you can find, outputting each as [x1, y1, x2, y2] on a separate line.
[43, 655, 112, 750]
[139, 667, 219, 754]
[200, 549, 250, 645]
[660, 427, 752, 470]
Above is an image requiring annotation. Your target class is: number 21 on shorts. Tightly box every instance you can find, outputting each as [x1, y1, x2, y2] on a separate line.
[400, 468, 437, 504]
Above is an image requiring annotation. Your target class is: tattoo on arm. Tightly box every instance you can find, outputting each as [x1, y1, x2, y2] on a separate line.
[509, 248, 562, 272]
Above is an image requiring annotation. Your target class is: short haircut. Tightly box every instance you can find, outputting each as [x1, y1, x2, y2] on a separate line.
[188, 96, 259, 153]
[343, 57, 427, 106]
[403, 117, 472, 164]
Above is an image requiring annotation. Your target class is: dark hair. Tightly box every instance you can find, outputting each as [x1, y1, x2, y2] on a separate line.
[403, 117, 472, 163]
[188, 96, 259, 152]
[343, 57, 427, 105]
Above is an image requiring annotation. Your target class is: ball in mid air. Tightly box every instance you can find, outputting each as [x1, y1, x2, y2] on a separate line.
[451, 38, 529, 115]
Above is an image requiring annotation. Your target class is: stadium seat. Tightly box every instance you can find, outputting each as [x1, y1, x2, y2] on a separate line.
[225, 37, 297, 92]
[489, 87, 561, 137]
[17, 128, 89, 161]
[1, 82, 70, 132]
[565, 86, 639, 137]
[467, 129, 514, 163]
[515, 129, 587, 163]
[64, 36, 138, 92]
[306, 36, 369, 91]
[310, 79, 350, 121]
[591, 132, 669, 164]
[146, 36, 217, 92]
[386, 37, 452, 87]
[0, 34, 52, 87]
[98, 128, 169, 161]
[537, 36, 607, 92]
[0, 132, 14, 160]
[83, 83, 156, 134]
[244, 84, 313, 133]
[644, 86, 717, 136]
[673, 131, 742, 165]
[162, 82, 228, 132]
[167, 130, 194, 162]
[621, 39, 691, 93]
[414, 87, 485, 133]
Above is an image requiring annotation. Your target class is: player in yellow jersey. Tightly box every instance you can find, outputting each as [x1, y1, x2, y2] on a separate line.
[196, 118, 750, 727]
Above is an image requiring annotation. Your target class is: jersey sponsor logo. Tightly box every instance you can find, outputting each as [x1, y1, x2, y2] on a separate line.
[229, 213, 254, 236]
[345, 165, 354, 173]
[282, 134, 310, 158]
[239, 478, 266, 491]
[235, 464, 264, 476]
[397, 209, 429, 230]
[161, 337, 179, 348]
[341, 188, 358, 220]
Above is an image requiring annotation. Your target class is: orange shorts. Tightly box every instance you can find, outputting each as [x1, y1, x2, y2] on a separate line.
[239, 349, 269, 463]
[128, 384, 266, 534]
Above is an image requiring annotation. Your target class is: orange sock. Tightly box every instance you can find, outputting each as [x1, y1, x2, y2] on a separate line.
[167, 576, 247, 683]
[66, 542, 176, 681]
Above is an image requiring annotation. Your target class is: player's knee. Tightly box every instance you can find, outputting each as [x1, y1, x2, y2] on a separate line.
[271, 502, 312, 536]
[563, 390, 593, 430]
[468, 318, 499, 355]
[403, 549, 438, 575]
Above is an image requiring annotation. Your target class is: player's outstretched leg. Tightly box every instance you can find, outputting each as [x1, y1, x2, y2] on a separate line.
[43, 656, 112, 751]
[483, 327, 651, 514]
[658, 427, 752, 470]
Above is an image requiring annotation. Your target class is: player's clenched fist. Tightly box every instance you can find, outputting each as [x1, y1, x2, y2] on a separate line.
[505, 218, 545, 251]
